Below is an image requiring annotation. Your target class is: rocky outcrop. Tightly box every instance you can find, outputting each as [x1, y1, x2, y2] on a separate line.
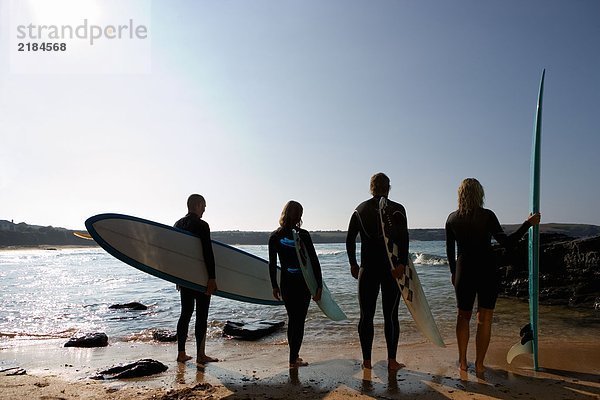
[496, 234, 600, 309]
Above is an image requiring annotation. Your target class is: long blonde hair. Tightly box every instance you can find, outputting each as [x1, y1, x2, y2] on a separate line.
[457, 178, 484, 216]
[279, 200, 303, 229]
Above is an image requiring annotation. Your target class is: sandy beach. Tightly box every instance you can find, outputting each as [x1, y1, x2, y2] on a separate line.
[1, 334, 599, 400]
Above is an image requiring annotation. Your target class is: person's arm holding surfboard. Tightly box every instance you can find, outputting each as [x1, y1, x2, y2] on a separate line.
[345, 211, 360, 279]
[268, 234, 281, 301]
[390, 207, 409, 280]
[489, 211, 541, 249]
[302, 230, 322, 302]
[199, 222, 217, 296]
[445, 218, 457, 287]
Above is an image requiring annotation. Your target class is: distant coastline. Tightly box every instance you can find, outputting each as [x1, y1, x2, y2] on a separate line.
[2, 219, 599, 248]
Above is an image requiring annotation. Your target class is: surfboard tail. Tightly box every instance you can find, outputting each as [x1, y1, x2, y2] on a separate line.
[292, 229, 348, 321]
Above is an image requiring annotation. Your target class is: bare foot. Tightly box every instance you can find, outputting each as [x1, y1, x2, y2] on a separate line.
[362, 360, 372, 369]
[475, 365, 486, 379]
[177, 354, 193, 363]
[388, 359, 406, 371]
[197, 355, 219, 364]
[289, 359, 309, 368]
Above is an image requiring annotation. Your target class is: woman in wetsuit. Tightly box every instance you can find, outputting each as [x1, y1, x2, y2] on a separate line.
[445, 178, 540, 377]
[268, 200, 322, 369]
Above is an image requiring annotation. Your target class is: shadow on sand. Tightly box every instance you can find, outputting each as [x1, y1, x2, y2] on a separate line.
[170, 358, 599, 399]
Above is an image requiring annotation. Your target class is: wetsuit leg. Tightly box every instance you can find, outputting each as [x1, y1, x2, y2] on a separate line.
[380, 270, 401, 359]
[454, 259, 477, 312]
[281, 275, 311, 364]
[194, 292, 211, 350]
[358, 267, 380, 361]
[476, 267, 499, 310]
[177, 287, 196, 352]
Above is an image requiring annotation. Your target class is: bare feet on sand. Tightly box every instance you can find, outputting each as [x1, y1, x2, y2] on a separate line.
[388, 359, 406, 371]
[197, 355, 219, 364]
[177, 353, 193, 363]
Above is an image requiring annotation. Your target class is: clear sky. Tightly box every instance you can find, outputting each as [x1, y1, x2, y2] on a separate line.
[1, 0, 599, 231]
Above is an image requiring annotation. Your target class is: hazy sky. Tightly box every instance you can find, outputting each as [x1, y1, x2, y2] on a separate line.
[1, 0, 599, 231]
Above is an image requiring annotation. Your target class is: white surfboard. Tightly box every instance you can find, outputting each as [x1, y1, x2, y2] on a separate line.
[379, 198, 445, 347]
[85, 213, 283, 305]
[292, 229, 347, 321]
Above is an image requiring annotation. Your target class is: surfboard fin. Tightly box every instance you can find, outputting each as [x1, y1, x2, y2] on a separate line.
[507, 323, 534, 364]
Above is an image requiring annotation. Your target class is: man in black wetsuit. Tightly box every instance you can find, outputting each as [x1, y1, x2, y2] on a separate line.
[174, 194, 218, 365]
[346, 173, 409, 371]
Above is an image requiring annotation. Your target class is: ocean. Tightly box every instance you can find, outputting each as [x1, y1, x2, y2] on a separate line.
[0, 242, 597, 353]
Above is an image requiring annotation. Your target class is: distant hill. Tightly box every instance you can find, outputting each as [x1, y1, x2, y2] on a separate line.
[2, 219, 598, 248]
[0, 220, 94, 248]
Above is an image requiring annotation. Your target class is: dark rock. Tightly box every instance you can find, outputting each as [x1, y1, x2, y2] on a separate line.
[91, 359, 168, 380]
[108, 302, 148, 310]
[497, 235, 600, 309]
[223, 320, 284, 340]
[152, 329, 177, 342]
[64, 332, 108, 348]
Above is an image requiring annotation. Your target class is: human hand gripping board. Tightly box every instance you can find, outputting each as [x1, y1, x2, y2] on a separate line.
[292, 229, 347, 321]
[378, 197, 445, 347]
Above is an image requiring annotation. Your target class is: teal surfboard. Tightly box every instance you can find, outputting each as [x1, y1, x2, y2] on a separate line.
[292, 229, 347, 321]
[507, 69, 544, 370]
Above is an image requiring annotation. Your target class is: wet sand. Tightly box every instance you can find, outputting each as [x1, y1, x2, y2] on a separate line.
[1, 335, 599, 399]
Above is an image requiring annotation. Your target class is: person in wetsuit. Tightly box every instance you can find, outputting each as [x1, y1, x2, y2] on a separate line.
[174, 194, 219, 365]
[269, 200, 322, 369]
[346, 173, 408, 371]
[445, 178, 540, 377]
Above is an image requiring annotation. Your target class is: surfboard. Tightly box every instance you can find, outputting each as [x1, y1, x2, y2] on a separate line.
[85, 213, 283, 306]
[291, 229, 348, 321]
[507, 69, 545, 369]
[378, 197, 445, 347]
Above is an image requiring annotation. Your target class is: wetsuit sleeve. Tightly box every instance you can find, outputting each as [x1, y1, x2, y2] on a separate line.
[393, 207, 409, 266]
[489, 211, 532, 249]
[345, 211, 360, 266]
[268, 234, 279, 290]
[199, 222, 216, 279]
[303, 231, 323, 289]
[445, 218, 457, 275]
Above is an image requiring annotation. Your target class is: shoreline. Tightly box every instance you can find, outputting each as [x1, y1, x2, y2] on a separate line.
[1, 335, 598, 399]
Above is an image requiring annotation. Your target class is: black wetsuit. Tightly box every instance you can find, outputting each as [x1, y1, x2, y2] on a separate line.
[445, 208, 531, 311]
[268, 227, 322, 364]
[346, 196, 409, 361]
[174, 213, 216, 353]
